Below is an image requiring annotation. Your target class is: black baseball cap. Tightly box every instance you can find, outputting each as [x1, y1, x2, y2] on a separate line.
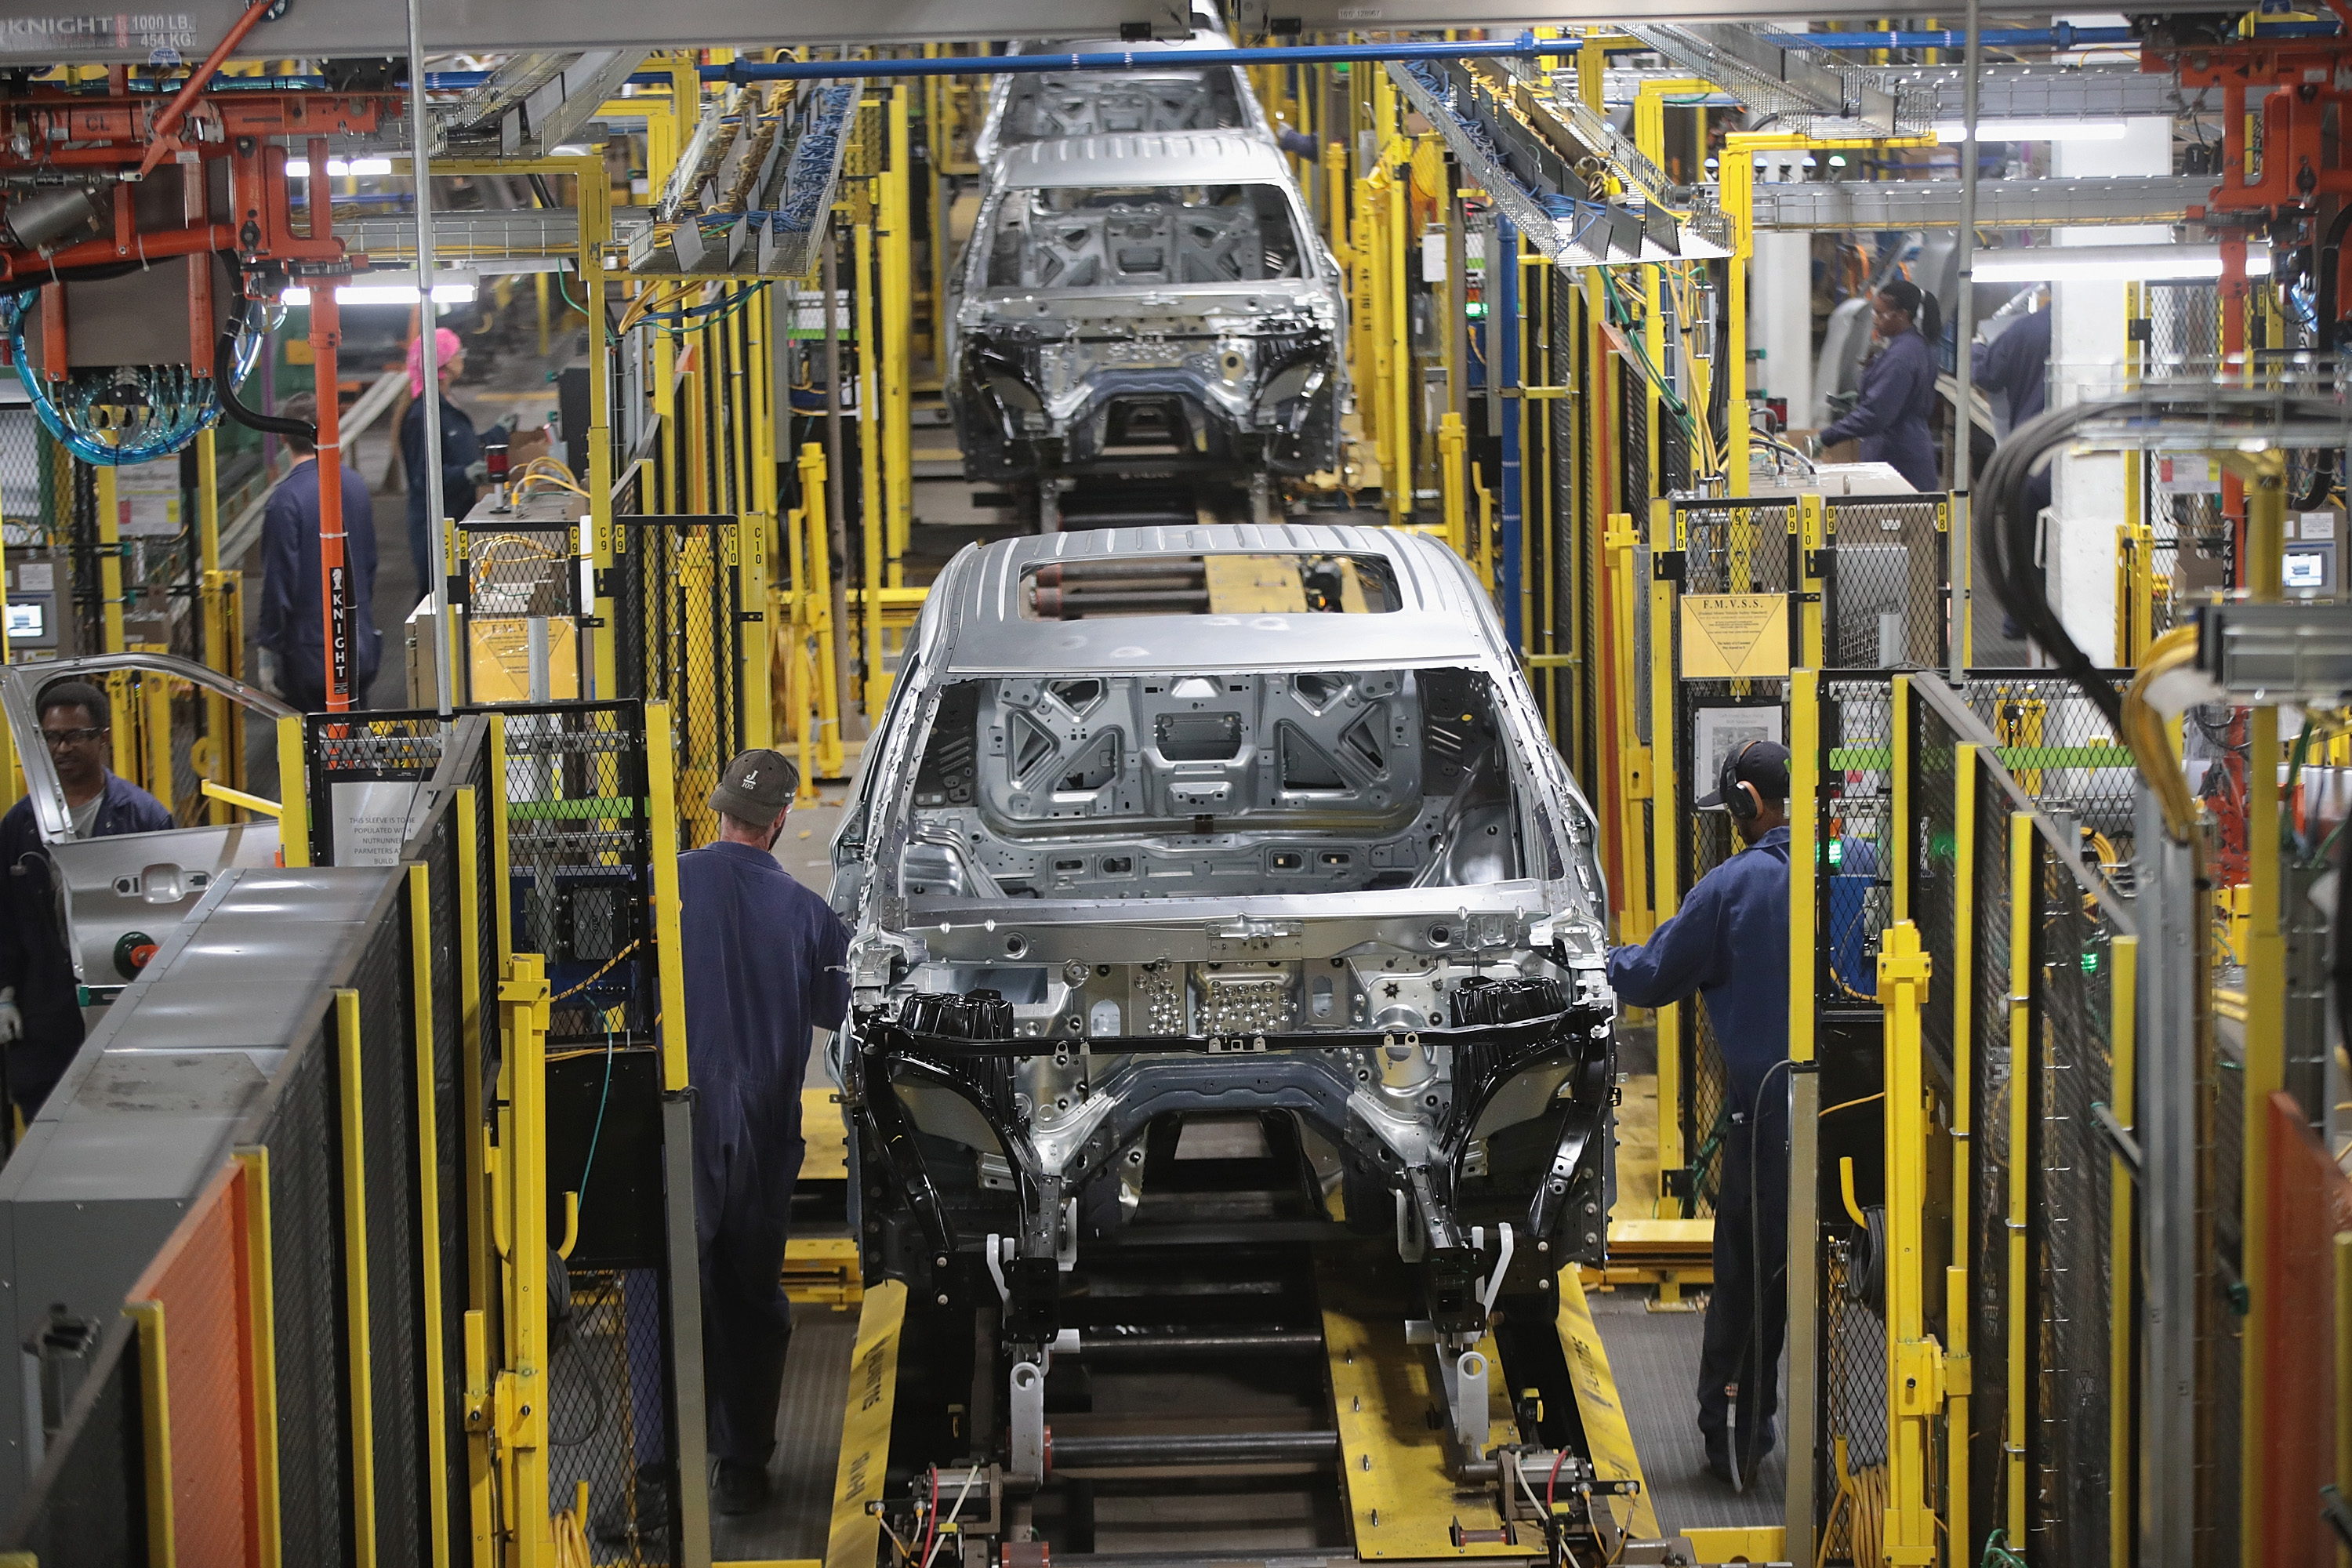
[1696, 739, 1790, 811]
[708, 748, 797, 825]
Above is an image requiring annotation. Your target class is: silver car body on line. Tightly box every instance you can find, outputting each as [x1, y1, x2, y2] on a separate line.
[829, 524, 1614, 1461]
[948, 131, 1345, 492]
[969, 27, 1274, 173]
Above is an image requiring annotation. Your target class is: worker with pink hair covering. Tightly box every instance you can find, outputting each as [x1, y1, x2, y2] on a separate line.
[397, 325, 484, 597]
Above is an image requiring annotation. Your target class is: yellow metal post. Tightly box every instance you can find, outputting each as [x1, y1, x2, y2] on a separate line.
[579, 153, 618, 701]
[1438, 412, 1467, 558]
[1785, 668, 1820, 1559]
[128, 1297, 174, 1568]
[742, 288, 776, 750]
[855, 210, 884, 710]
[1648, 499, 1682, 1180]
[1606, 514, 1650, 943]
[408, 866, 452, 1568]
[233, 1146, 282, 1568]
[881, 86, 914, 586]
[196, 427, 240, 815]
[645, 702, 691, 1094]
[1877, 920, 1939, 1563]
[276, 713, 308, 866]
[800, 443, 845, 779]
[336, 988, 379, 1568]
[1385, 137, 1411, 524]
[453, 785, 494, 1566]
[2005, 811, 2032, 1544]
[497, 955, 552, 1568]
[1946, 746, 1979, 1557]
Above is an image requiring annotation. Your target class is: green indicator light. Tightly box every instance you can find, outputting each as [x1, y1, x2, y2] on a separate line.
[1827, 840, 1843, 867]
[2082, 951, 2100, 974]
[1465, 302, 1486, 318]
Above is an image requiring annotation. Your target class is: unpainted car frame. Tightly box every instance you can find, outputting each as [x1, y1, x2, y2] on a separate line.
[829, 524, 1615, 1477]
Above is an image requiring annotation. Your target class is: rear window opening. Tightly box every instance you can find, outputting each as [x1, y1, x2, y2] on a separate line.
[1024, 553, 1398, 619]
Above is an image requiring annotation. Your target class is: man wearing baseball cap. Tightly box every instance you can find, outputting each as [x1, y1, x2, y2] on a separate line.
[1605, 738, 1792, 1492]
[676, 748, 850, 1515]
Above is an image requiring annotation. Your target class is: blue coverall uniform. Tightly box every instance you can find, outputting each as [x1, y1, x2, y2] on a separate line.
[258, 456, 383, 710]
[677, 840, 851, 1466]
[0, 773, 173, 1116]
[399, 393, 482, 597]
[1821, 327, 1941, 492]
[1606, 823, 1791, 1475]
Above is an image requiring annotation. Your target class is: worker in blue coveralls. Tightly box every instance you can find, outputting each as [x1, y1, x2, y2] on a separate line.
[1605, 740, 1792, 1490]
[677, 748, 850, 1515]
[1813, 278, 1944, 492]
[0, 680, 173, 1126]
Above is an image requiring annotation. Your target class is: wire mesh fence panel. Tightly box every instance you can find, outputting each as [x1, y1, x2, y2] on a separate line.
[304, 713, 447, 866]
[2028, 849, 2115, 1563]
[1672, 498, 1795, 1210]
[461, 518, 586, 705]
[0, 1316, 147, 1567]
[1822, 495, 1948, 670]
[253, 1025, 354, 1564]
[1817, 1238, 1890, 1561]
[1955, 673, 2138, 855]
[1821, 675, 1897, 1012]
[610, 517, 745, 851]
[1907, 688, 1958, 1083]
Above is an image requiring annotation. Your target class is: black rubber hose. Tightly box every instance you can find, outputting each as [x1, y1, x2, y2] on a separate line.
[528, 172, 557, 210]
[212, 298, 316, 443]
[1975, 398, 2126, 730]
[2297, 205, 2352, 509]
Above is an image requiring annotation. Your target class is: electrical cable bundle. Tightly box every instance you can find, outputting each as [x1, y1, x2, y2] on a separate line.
[1976, 388, 2352, 732]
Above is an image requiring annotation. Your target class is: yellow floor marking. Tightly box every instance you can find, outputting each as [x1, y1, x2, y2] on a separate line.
[1555, 1267, 1664, 1541]
[822, 1279, 907, 1568]
[800, 1088, 848, 1181]
[1318, 1254, 1529, 1559]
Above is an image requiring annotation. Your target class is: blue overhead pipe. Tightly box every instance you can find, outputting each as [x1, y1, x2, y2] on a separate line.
[1497, 212, 1522, 652]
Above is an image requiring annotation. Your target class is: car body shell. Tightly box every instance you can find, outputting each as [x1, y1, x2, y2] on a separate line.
[948, 132, 1346, 489]
[830, 525, 1614, 1362]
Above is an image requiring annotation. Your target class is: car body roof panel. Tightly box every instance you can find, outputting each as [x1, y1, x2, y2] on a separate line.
[931, 524, 1501, 675]
[994, 131, 1294, 188]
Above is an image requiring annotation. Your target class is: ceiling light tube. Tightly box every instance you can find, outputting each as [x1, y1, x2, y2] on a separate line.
[284, 156, 395, 177]
[1935, 118, 2129, 142]
[284, 268, 481, 307]
[1973, 243, 2271, 282]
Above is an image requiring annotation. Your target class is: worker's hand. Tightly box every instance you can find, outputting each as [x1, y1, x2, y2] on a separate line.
[464, 459, 490, 485]
[0, 988, 23, 1045]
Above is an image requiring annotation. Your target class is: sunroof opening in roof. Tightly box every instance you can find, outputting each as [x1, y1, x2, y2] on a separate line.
[1022, 553, 1399, 619]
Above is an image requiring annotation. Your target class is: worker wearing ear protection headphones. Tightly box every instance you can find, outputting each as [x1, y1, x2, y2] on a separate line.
[1605, 739, 1793, 1490]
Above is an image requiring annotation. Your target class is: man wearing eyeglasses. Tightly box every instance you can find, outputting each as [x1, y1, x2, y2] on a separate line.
[0, 680, 172, 1123]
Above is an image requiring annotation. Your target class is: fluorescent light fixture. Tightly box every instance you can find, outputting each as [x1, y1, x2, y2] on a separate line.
[1973, 243, 2270, 282]
[283, 268, 481, 307]
[284, 157, 394, 177]
[1936, 118, 2130, 142]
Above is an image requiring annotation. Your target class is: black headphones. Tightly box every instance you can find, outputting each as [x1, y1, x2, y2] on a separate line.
[1722, 739, 1763, 824]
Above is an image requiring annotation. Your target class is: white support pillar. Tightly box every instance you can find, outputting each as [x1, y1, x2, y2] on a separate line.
[1754, 215, 1814, 434]
[2046, 17, 2166, 665]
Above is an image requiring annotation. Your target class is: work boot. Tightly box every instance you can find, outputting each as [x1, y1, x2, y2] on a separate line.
[593, 1461, 674, 1551]
[715, 1458, 772, 1515]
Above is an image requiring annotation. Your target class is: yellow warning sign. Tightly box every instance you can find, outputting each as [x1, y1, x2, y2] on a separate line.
[1680, 593, 1790, 680]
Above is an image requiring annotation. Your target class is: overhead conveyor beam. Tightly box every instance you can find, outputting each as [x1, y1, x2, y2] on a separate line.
[1751, 174, 2213, 229]
[1621, 22, 1922, 136]
[427, 49, 648, 158]
[1896, 62, 2208, 122]
[1389, 57, 1732, 269]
